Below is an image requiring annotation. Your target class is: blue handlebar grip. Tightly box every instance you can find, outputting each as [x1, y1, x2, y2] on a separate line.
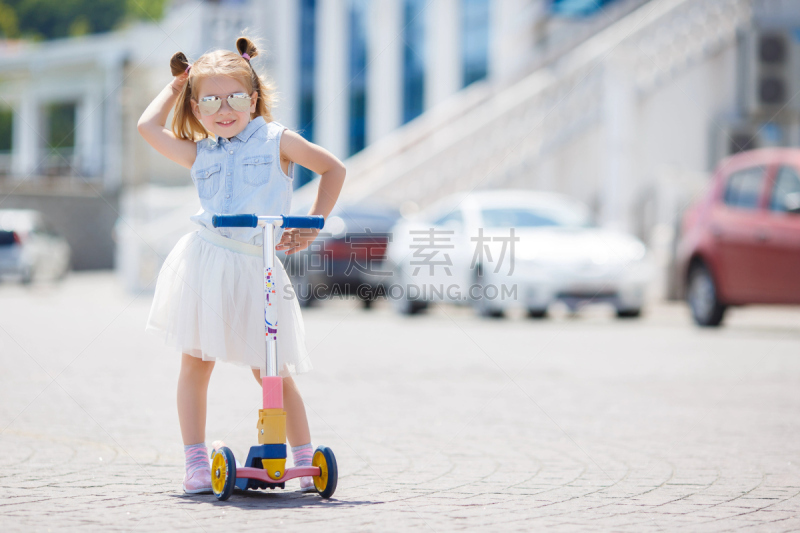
[212, 214, 258, 228]
[281, 215, 325, 229]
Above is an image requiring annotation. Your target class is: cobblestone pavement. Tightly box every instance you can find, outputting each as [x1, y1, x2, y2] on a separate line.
[1, 272, 799, 532]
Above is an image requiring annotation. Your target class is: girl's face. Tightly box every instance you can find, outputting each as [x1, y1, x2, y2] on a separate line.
[190, 75, 258, 139]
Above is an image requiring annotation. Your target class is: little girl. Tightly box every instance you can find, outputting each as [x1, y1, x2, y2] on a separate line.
[137, 36, 345, 494]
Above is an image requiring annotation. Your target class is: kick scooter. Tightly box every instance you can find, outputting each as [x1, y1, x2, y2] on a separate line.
[209, 213, 337, 500]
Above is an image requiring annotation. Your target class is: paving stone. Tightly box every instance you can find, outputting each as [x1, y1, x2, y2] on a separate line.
[0, 273, 799, 531]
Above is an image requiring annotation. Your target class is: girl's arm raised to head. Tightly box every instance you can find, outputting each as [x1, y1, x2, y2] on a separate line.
[136, 73, 197, 170]
[280, 130, 346, 218]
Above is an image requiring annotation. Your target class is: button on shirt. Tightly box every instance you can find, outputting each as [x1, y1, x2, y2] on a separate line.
[189, 116, 295, 246]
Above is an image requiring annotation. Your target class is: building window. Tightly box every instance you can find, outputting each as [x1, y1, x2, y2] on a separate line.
[0, 107, 11, 176]
[348, 0, 368, 156]
[43, 101, 76, 176]
[297, 0, 316, 187]
[402, 0, 426, 124]
[462, 0, 489, 87]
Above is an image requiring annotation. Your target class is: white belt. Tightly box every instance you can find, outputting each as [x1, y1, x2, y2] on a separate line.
[198, 228, 262, 257]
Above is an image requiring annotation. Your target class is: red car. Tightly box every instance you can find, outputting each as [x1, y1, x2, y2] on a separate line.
[678, 148, 800, 326]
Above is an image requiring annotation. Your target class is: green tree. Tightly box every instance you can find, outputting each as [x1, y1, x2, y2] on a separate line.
[1, 0, 167, 41]
[125, 0, 166, 23]
[0, 2, 20, 38]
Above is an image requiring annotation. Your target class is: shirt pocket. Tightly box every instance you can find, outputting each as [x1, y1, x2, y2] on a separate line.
[191, 163, 222, 199]
[242, 154, 273, 186]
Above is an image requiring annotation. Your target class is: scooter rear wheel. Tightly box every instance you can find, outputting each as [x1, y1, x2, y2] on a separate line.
[211, 447, 237, 501]
[312, 446, 338, 499]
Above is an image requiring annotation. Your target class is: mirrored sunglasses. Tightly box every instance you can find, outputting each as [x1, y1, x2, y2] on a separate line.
[196, 93, 252, 115]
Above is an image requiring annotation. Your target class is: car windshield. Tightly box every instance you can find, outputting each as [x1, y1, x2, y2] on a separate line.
[481, 206, 589, 228]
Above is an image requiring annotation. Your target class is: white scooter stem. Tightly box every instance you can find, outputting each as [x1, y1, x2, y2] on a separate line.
[262, 221, 279, 378]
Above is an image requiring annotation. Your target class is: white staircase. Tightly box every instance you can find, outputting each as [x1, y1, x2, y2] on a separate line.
[336, 0, 750, 211]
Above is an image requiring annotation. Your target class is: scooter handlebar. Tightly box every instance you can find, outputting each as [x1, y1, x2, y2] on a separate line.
[211, 214, 325, 229]
[281, 215, 325, 229]
[212, 214, 258, 228]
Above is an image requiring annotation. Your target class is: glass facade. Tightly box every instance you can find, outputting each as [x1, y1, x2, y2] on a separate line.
[462, 0, 489, 87]
[348, 0, 368, 156]
[297, 0, 316, 187]
[402, 0, 426, 124]
[551, 0, 617, 17]
[293, 0, 491, 163]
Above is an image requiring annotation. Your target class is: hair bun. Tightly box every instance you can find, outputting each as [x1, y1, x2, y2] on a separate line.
[236, 37, 259, 61]
[170, 52, 191, 76]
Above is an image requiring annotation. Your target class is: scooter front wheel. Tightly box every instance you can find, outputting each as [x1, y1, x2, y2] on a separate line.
[312, 446, 338, 499]
[211, 446, 237, 501]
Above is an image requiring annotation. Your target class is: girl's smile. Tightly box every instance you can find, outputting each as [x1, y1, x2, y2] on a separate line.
[191, 75, 258, 139]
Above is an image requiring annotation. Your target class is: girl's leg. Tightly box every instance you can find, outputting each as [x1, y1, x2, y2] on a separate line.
[282, 375, 311, 446]
[250, 370, 311, 446]
[178, 353, 215, 445]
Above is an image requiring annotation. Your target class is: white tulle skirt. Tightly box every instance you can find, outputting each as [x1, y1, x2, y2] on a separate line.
[145, 228, 311, 376]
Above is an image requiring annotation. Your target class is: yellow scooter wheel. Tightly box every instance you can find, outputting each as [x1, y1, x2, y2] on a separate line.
[312, 446, 338, 499]
[211, 447, 236, 501]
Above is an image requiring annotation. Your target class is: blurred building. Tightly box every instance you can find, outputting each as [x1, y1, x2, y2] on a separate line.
[0, 35, 129, 269]
[0, 0, 798, 293]
[264, 0, 657, 183]
[0, 0, 650, 274]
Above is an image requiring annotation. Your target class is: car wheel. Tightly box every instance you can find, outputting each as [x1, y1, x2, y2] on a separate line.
[394, 297, 428, 315]
[396, 298, 428, 315]
[357, 284, 378, 310]
[57, 254, 71, 281]
[687, 263, 726, 327]
[615, 308, 642, 319]
[390, 265, 428, 315]
[471, 265, 505, 319]
[20, 265, 33, 285]
[526, 308, 548, 319]
[477, 305, 504, 318]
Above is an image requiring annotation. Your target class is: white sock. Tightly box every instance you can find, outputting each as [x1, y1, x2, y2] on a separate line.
[184, 442, 209, 477]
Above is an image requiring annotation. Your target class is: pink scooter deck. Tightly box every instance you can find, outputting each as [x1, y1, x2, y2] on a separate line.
[237, 465, 321, 484]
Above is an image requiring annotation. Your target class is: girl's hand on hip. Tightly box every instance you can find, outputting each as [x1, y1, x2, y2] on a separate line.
[276, 228, 320, 255]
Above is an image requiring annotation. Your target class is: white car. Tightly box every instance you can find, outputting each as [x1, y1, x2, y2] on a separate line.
[0, 209, 71, 284]
[383, 190, 650, 318]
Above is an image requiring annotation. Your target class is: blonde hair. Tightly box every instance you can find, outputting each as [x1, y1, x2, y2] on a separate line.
[169, 36, 276, 141]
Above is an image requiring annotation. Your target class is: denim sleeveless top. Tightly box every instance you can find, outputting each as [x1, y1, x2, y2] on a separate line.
[189, 116, 294, 246]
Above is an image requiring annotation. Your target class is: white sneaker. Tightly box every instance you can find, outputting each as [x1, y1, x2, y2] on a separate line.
[299, 476, 316, 493]
[182, 469, 213, 494]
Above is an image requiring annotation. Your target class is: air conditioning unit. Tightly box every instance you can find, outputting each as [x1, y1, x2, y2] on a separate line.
[745, 28, 800, 117]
